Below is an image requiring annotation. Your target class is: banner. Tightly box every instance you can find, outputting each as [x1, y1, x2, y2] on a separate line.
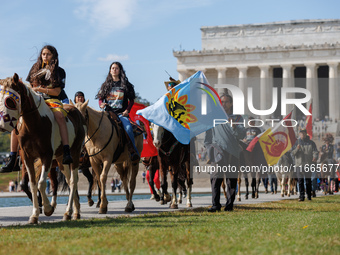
[246, 111, 297, 166]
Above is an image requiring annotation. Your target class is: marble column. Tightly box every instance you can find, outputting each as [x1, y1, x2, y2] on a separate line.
[305, 64, 319, 121]
[259, 65, 270, 120]
[216, 67, 227, 95]
[328, 62, 339, 120]
[238, 67, 248, 115]
[281, 65, 294, 116]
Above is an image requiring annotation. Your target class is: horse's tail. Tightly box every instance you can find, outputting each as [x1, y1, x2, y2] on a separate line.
[57, 170, 69, 192]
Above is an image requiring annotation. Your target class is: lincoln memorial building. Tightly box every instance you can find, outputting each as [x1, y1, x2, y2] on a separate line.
[173, 19, 340, 122]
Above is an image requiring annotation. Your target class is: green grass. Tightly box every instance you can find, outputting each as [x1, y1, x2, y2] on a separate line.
[0, 195, 339, 255]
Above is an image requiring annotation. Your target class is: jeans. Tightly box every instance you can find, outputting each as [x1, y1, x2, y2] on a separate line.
[119, 115, 139, 155]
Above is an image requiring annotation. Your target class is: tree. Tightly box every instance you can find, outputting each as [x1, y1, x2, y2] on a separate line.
[134, 92, 152, 106]
[0, 132, 10, 152]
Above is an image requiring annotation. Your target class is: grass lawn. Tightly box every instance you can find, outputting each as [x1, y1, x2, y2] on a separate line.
[0, 195, 339, 255]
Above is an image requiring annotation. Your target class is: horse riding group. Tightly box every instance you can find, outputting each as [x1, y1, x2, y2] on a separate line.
[0, 45, 338, 224]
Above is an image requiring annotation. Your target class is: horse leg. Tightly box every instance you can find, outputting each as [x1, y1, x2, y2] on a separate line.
[237, 177, 241, 201]
[125, 162, 138, 212]
[251, 177, 256, 198]
[170, 171, 178, 209]
[71, 167, 81, 220]
[37, 163, 54, 217]
[61, 165, 73, 220]
[177, 178, 185, 204]
[98, 162, 111, 214]
[158, 157, 169, 205]
[49, 167, 58, 209]
[287, 176, 291, 197]
[255, 175, 261, 198]
[245, 176, 249, 199]
[149, 167, 160, 202]
[186, 162, 193, 208]
[25, 161, 40, 224]
[81, 167, 94, 207]
[280, 174, 285, 197]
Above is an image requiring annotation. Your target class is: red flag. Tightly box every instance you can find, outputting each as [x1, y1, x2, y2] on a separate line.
[129, 103, 158, 157]
[305, 102, 313, 139]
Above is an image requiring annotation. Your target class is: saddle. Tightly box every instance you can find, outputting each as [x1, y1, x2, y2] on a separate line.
[106, 111, 143, 163]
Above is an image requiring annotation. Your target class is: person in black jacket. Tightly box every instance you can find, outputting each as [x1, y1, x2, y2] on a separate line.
[291, 129, 319, 201]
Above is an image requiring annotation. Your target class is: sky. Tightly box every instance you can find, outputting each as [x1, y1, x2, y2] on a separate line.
[1, 0, 340, 111]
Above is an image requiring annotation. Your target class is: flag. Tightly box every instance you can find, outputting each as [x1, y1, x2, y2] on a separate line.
[305, 102, 313, 139]
[246, 111, 297, 166]
[129, 102, 158, 157]
[136, 71, 231, 144]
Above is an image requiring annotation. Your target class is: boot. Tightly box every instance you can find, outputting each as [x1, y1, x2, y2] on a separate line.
[0, 155, 20, 173]
[63, 145, 73, 165]
[312, 191, 316, 197]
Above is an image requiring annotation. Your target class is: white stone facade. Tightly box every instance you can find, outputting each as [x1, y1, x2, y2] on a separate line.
[173, 19, 340, 121]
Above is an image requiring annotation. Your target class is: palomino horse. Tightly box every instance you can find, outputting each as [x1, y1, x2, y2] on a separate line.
[0, 74, 86, 224]
[152, 124, 193, 209]
[75, 100, 143, 213]
[276, 152, 297, 197]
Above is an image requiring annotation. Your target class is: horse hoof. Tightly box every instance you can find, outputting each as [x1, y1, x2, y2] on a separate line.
[170, 204, 178, 209]
[125, 206, 135, 212]
[288, 194, 290, 197]
[72, 213, 80, 220]
[44, 206, 55, 217]
[186, 203, 192, 208]
[88, 199, 94, 207]
[281, 194, 284, 198]
[154, 194, 160, 202]
[63, 213, 72, 221]
[245, 195, 248, 200]
[237, 197, 241, 202]
[160, 200, 167, 205]
[164, 194, 171, 203]
[28, 217, 38, 224]
[178, 200, 182, 204]
[39, 207, 43, 214]
[98, 207, 107, 214]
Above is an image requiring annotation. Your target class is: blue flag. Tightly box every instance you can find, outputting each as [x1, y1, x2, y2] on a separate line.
[137, 71, 232, 144]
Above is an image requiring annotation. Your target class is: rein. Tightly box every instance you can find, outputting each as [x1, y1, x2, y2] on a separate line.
[83, 110, 104, 145]
[159, 140, 179, 156]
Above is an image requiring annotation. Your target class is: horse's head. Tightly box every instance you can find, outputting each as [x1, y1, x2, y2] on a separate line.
[0, 73, 22, 132]
[152, 123, 164, 148]
[74, 99, 89, 118]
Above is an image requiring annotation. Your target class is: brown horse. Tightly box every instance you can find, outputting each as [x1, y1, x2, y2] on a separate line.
[0, 74, 85, 224]
[152, 123, 193, 208]
[74, 100, 143, 213]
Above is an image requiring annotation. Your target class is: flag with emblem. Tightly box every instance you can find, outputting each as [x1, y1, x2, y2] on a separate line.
[246, 111, 297, 166]
[136, 71, 233, 145]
